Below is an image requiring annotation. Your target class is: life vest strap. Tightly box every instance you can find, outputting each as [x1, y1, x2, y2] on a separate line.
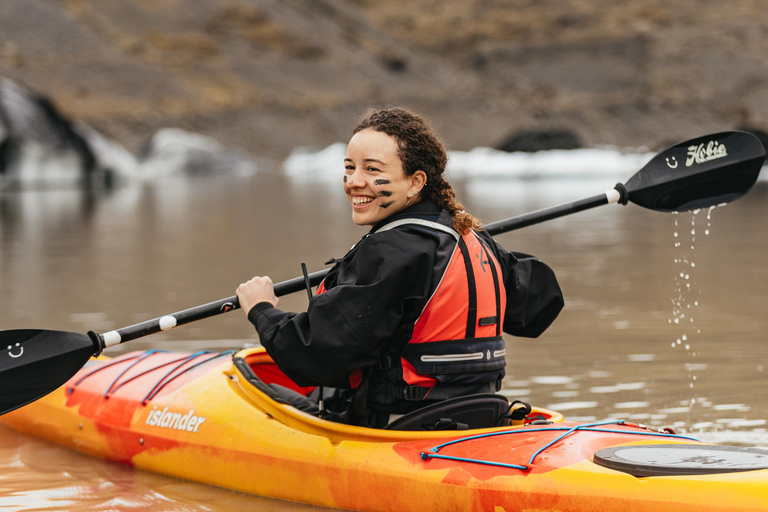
[376, 218, 460, 240]
[393, 381, 499, 401]
[402, 336, 506, 376]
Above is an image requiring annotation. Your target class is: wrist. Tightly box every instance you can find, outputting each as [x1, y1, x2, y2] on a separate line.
[247, 301, 274, 324]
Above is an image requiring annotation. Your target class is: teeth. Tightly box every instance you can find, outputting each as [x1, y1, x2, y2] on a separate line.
[353, 197, 373, 206]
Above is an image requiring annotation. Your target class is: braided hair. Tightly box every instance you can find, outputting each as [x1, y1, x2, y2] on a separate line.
[352, 107, 482, 234]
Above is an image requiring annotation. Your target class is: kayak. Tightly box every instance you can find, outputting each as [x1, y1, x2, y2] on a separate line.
[3, 346, 768, 511]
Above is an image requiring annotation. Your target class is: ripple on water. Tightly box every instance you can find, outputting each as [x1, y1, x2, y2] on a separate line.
[545, 401, 599, 411]
[613, 401, 651, 409]
[697, 430, 768, 446]
[627, 354, 656, 362]
[715, 419, 767, 428]
[590, 382, 646, 394]
[712, 404, 750, 412]
[532, 376, 574, 385]
[657, 406, 692, 414]
[499, 388, 531, 397]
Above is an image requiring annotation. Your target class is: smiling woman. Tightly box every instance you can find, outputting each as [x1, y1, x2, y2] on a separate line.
[236, 107, 564, 428]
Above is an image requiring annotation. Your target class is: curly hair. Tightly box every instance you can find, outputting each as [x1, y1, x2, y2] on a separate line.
[352, 107, 482, 234]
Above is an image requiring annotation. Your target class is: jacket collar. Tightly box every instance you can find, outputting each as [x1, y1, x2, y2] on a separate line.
[370, 199, 449, 233]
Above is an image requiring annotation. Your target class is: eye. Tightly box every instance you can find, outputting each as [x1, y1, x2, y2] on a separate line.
[344, 164, 354, 171]
[366, 166, 380, 173]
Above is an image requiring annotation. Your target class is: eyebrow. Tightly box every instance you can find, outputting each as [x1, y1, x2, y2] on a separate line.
[344, 158, 388, 165]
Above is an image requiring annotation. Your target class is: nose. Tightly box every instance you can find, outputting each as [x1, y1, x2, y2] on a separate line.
[345, 167, 364, 187]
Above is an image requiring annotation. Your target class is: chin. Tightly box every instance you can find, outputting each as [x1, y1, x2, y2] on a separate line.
[351, 213, 371, 226]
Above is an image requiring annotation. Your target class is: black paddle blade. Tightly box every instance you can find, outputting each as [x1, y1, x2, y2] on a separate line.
[625, 131, 765, 212]
[0, 330, 97, 415]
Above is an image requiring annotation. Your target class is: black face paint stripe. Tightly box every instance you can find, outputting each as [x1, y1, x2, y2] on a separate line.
[378, 190, 392, 197]
[379, 201, 395, 208]
[373, 179, 391, 186]
[343, 175, 348, 183]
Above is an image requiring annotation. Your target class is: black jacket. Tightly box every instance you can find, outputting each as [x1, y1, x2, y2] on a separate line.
[248, 200, 563, 389]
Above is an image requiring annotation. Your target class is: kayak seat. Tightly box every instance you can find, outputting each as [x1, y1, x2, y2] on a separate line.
[267, 383, 320, 415]
[384, 394, 529, 431]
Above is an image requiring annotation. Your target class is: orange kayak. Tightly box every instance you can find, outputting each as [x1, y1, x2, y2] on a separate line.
[3, 346, 768, 511]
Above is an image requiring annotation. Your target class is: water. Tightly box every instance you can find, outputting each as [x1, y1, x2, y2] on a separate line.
[1, 169, 767, 510]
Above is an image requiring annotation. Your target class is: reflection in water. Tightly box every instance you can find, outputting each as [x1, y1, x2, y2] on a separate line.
[0, 425, 320, 512]
[1, 175, 767, 509]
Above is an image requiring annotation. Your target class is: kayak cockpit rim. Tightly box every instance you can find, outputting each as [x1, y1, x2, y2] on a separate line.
[226, 346, 564, 443]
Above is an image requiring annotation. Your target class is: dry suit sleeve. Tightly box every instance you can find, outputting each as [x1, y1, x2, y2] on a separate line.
[480, 233, 564, 337]
[247, 230, 437, 388]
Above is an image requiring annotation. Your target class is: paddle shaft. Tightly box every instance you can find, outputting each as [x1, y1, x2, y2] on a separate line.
[95, 188, 624, 350]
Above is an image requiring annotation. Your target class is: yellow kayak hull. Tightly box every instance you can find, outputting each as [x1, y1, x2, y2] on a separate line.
[3, 347, 768, 511]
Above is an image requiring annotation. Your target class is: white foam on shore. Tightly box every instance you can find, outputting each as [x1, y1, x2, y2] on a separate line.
[283, 143, 654, 180]
[283, 143, 768, 181]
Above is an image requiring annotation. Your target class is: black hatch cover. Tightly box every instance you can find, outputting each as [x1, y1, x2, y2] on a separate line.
[594, 444, 768, 477]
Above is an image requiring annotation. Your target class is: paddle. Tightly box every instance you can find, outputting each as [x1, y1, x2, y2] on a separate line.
[0, 130, 763, 416]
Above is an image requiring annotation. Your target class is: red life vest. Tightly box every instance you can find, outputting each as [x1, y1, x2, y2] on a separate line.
[318, 219, 507, 401]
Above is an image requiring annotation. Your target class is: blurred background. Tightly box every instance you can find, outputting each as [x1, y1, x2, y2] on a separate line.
[1, 2, 768, 511]
[2, 0, 768, 165]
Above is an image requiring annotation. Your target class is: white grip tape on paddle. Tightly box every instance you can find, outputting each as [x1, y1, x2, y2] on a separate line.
[605, 188, 621, 204]
[102, 330, 122, 348]
[159, 315, 178, 331]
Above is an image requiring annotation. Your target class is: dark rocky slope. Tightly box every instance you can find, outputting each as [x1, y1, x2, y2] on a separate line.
[1, 0, 766, 160]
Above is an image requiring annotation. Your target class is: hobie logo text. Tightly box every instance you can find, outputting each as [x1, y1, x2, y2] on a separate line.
[686, 140, 727, 167]
[145, 406, 206, 432]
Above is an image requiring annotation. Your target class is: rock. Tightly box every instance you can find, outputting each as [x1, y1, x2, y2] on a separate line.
[495, 129, 583, 153]
[137, 128, 258, 179]
[0, 77, 134, 189]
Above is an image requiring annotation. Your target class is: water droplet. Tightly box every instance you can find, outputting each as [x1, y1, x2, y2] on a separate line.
[691, 262, 696, 267]
[685, 274, 690, 280]
[685, 344, 690, 350]
[682, 335, 688, 341]
[674, 232, 679, 238]
[674, 318, 679, 324]
[691, 229, 696, 235]
[676, 339, 681, 345]
[705, 229, 710, 235]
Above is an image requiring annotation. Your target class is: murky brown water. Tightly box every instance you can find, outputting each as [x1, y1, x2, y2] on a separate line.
[1, 172, 767, 510]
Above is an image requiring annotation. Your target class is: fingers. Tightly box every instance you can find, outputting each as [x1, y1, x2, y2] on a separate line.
[236, 276, 280, 316]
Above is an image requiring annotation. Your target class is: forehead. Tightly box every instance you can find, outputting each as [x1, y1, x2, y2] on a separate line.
[346, 129, 400, 161]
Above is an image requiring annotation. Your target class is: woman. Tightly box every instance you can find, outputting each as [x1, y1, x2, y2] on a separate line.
[237, 108, 563, 427]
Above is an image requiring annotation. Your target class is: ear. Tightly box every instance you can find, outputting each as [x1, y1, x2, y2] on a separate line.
[408, 170, 427, 196]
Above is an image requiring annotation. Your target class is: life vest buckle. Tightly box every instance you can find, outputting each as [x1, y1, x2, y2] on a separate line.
[400, 385, 425, 401]
[377, 354, 394, 370]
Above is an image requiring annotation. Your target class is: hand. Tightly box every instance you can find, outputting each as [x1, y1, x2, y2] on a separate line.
[236, 276, 279, 316]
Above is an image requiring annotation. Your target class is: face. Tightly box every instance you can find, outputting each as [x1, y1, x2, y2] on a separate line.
[344, 129, 426, 226]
